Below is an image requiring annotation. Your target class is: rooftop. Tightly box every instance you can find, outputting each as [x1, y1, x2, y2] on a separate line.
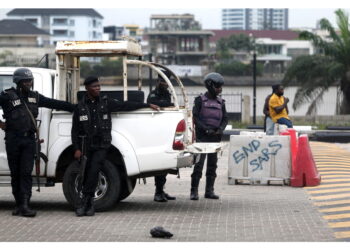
[208, 30, 300, 43]
[7, 8, 103, 19]
[0, 19, 49, 35]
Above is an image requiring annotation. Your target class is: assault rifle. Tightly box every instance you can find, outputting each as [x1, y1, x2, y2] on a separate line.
[77, 135, 87, 197]
[34, 124, 44, 192]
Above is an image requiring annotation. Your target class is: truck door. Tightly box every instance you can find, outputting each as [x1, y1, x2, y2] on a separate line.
[0, 71, 44, 174]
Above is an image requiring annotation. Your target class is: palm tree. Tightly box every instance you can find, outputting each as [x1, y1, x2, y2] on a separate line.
[282, 9, 350, 114]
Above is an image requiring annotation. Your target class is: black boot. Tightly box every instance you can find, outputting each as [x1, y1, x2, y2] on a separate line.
[204, 177, 219, 199]
[75, 195, 88, 216]
[164, 192, 176, 200]
[85, 196, 95, 216]
[154, 191, 167, 202]
[190, 177, 200, 200]
[19, 198, 37, 217]
[154, 184, 167, 202]
[12, 195, 21, 216]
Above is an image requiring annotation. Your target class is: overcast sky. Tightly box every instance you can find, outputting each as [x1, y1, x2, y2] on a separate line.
[1, 0, 350, 30]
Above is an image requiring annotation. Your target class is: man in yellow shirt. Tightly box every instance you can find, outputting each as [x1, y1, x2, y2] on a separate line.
[269, 84, 293, 128]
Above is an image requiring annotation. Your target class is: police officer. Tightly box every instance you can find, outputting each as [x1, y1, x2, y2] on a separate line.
[0, 68, 75, 217]
[147, 70, 176, 202]
[72, 76, 159, 216]
[190, 72, 228, 200]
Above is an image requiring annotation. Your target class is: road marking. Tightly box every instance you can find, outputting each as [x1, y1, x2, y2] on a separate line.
[308, 142, 350, 240]
[307, 188, 350, 194]
[306, 183, 350, 189]
[314, 199, 350, 206]
[329, 221, 350, 228]
[320, 206, 350, 213]
[323, 214, 350, 220]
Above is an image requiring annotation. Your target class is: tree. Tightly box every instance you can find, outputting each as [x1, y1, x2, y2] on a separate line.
[282, 9, 350, 114]
[216, 33, 254, 59]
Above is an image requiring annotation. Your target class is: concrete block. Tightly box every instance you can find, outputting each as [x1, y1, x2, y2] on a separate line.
[228, 134, 291, 185]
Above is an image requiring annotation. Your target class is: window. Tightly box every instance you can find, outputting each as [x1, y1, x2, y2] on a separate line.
[53, 18, 68, 25]
[69, 31, 75, 37]
[69, 19, 75, 26]
[0, 75, 15, 93]
[25, 18, 38, 26]
[53, 29, 68, 36]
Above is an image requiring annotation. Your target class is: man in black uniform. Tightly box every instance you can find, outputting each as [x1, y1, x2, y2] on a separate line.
[147, 70, 176, 202]
[190, 72, 228, 201]
[72, 76, 159, 216]
[0, 68, 75, 217]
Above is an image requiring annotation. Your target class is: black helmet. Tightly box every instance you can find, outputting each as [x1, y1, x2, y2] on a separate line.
[13, 68, 34, 84]
[158, 68, 172, 82]
[204, 72, 224, 97]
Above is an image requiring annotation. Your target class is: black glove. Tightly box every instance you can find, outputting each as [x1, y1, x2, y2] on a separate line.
[150, 226, 173, 238]
[206, 129, 216, 136]
[215, 128, 223, 135]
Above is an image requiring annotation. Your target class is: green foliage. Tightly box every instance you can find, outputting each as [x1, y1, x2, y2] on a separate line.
[215, 61, 263, 76]
[216, 33, 254, 59]
[283, 9, 350, 114]
[80, 58, 122, 78]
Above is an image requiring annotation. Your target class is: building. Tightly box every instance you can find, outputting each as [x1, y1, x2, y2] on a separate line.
[222, 9, 289, 30]
[146, 14, 213, 68]
[104, 26, 124, 40]
[0, 19, 49, 47]
[208, 29, 313, 75]
[0, 19, 54, 67]
[6, 8, 104, 45]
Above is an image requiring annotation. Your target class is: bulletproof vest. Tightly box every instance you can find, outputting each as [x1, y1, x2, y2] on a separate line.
[2, 88, 39, 132]
[77, 95, 112, 148]
[199, 94, 223, 129]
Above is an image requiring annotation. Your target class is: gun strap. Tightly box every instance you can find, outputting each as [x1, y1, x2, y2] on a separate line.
[22, 98, 39, 134]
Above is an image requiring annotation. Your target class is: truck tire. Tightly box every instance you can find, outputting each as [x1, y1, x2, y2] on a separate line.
[119, 178, 137, 201]
[62, 160, 121, 212]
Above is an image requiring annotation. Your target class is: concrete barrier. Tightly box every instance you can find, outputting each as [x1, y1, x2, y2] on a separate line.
[228, 134, 291, 185]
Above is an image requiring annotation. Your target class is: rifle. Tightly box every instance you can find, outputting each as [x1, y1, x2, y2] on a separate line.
[34, 123, 44, 192]
[22, 99, 42, 192]
[77, 135, 87, 197]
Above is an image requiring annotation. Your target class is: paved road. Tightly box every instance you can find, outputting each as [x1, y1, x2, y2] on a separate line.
[0, 142, 338, 242]
[306, 142, 350, 241]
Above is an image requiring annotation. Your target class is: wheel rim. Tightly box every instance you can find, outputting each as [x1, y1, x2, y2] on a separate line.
[94, 172, 108, 200]
[75, 171, 108, 201]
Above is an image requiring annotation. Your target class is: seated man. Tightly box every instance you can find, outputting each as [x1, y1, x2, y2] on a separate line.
[263, 86, 274, 135]
[269, 84, 293, 128]
[147, 69, 176, 202]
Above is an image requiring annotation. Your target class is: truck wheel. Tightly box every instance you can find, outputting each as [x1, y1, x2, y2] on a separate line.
[62, 160, 121, 212]
[119, 178, 137, 201]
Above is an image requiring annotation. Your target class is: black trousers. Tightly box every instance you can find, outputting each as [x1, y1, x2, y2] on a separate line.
[82, 148, 107, 196]
[191, 134, 221, 179]
[154, 174, 167, 192]
[5, 132, 35, 200]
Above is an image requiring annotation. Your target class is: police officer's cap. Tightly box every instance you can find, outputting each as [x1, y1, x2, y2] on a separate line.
[84, 76, 99, 86]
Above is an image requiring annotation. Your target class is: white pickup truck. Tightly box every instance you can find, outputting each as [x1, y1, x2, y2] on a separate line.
[0, 39, 222, 211]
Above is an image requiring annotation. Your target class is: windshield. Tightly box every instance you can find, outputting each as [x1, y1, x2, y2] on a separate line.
[0, 75, 15, 92]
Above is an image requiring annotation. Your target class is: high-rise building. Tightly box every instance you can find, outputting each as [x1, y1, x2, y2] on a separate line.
[222, 8, 288, 30]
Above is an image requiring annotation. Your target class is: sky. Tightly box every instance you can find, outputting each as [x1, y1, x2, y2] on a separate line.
[1, 1, 350, 30]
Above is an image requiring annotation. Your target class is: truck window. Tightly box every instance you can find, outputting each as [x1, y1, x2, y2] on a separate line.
[0, 75, 15, 92]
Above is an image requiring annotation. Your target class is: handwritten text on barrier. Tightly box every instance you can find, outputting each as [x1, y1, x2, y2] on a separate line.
[232, 140, 282, 172]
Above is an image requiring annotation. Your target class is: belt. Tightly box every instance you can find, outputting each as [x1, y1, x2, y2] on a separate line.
[7, 131, 35, 137]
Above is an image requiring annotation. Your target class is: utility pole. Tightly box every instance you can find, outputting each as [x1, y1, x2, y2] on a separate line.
[148, 53, 153, 93]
